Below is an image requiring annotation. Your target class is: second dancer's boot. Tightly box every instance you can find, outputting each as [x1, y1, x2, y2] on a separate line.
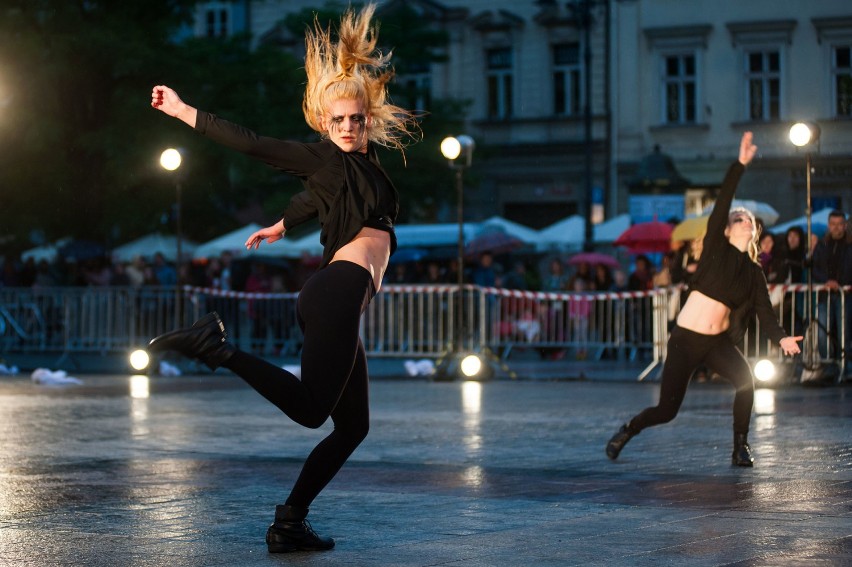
[732, 432, 755, 467]
[147, 312, 235, 370]
[266, 505, 335, 553]
[606, 423, 639, 460]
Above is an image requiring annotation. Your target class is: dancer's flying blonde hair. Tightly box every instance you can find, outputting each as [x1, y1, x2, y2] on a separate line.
[302, 3, 418, 152]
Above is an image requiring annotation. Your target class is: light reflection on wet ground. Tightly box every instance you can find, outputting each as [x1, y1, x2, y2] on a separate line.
[0, 374, 849, 566]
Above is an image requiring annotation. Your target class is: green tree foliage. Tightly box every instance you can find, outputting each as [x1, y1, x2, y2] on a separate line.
[1, 1, 192, 246]
[0, 0, 468, 256]
[0, 1, 307, 250]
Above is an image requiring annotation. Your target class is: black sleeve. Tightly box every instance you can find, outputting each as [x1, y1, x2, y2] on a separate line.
[703, 162, 746, 252]
[752, 267, 788, 344]
[281, 191, 318, 230]
[194, 110, 328, 176]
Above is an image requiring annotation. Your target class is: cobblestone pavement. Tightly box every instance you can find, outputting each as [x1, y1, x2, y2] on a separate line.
[0, 372, 849, 566]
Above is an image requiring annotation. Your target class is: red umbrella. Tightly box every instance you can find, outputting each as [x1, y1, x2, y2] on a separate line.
[465, 232, 525, 257]
[614, 221, 674, 254]
[566, 252, 620, 268]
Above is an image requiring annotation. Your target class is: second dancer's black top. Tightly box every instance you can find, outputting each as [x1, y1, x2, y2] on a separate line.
[688, 162, 787, 344]
[195, 110, 399, 268]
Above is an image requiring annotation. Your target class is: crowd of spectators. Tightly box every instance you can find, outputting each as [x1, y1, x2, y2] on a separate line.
[0, 250, 296, 293]
[384, 252, 632, 294]
[2, 212, 847, 297]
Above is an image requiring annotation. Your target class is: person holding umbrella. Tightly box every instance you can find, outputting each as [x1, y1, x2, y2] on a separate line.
[606, 132, 802, 467]
[147, 4, 418, 552]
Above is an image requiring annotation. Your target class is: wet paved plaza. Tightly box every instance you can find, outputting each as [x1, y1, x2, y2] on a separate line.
[0, 372, 850, 566]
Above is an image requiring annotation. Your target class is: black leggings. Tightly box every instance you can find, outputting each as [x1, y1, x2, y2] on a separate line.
[629, 325, 754, 435]
[223, 260, 375, 508]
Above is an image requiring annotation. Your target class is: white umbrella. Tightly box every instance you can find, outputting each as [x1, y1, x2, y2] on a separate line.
[770, 207, 835, 235]
[703, 199, 780, 226]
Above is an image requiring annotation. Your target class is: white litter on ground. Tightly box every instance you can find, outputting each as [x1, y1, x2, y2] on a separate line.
[31, 368, 82, 386]
[404, 359, 435, 377]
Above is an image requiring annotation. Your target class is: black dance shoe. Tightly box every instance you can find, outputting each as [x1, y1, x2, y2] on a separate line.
[266, 505, 335, 553]
[147, 312, 235, 370]
[732, 432, 754, 467]
[606, 423, 638, 460]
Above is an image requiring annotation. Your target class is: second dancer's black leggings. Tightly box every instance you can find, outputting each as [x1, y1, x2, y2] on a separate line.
[223, 260, 375, 508]
[629, 325, 754, 434]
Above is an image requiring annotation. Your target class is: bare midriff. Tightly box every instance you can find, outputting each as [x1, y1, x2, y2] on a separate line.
[676, 290, 731, 335]
[330, 226, 391, 292]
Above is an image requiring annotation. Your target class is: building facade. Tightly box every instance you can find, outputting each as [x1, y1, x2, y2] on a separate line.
[193, 0, 852, 230]
[612, 0, 852, 223]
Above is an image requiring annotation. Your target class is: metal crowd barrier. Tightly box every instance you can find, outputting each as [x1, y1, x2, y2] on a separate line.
[0, 284, 846, 381]
[465, 286, 667, 368]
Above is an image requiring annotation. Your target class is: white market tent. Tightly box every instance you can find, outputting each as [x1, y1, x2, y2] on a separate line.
[286, 222, 521, 255]
[593, 213, 632, 243]
[478, 216, 539, 243]
[21, 237, 72, 263]
[536, 215, 585, 250]
[535, 214, 630, 251]
[192, 223, 263, 260]
[112, 233, 197, 263]
[395, 223, 480, 248]
[279, 231, 324, 257]
[193, 224, 325, 260]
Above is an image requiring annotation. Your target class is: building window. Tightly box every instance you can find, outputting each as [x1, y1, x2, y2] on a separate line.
[746, 50, 780, 121]
[397, 61, 432, 113]
[205, 7, 229, 38]
[553, 43, 581, 116]
[487, 47, 513, 119]
[834, 45, 852, 117]
[662, 53, 696, 124]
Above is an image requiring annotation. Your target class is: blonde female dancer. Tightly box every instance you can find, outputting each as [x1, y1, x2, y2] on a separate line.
[606, 133, 802, 467]
[148, 4, 417, 552]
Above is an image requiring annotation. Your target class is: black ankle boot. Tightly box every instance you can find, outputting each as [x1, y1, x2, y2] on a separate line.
[732, 432, 754, 467]
[147, 312, 235, 370]
[606, 423, 638, 460]
[266, 505, 335, 553]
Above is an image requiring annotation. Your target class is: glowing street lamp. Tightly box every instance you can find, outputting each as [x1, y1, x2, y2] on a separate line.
[160, 148, 183, 328]
[788, 122, 819, 148]
[439, 135, 483, 379]
[788, 122, 823, 382]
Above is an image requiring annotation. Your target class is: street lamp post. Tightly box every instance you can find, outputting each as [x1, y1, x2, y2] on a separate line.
[789, 122, 823, 380]
[440, 135, 476, 373]
[160, 148, 183, 328]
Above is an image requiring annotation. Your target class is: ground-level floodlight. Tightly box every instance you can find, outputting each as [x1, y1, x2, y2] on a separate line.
[753, 359, 777, 383]
[460, 354, 483, 378]
[129, 349, 150, 372]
